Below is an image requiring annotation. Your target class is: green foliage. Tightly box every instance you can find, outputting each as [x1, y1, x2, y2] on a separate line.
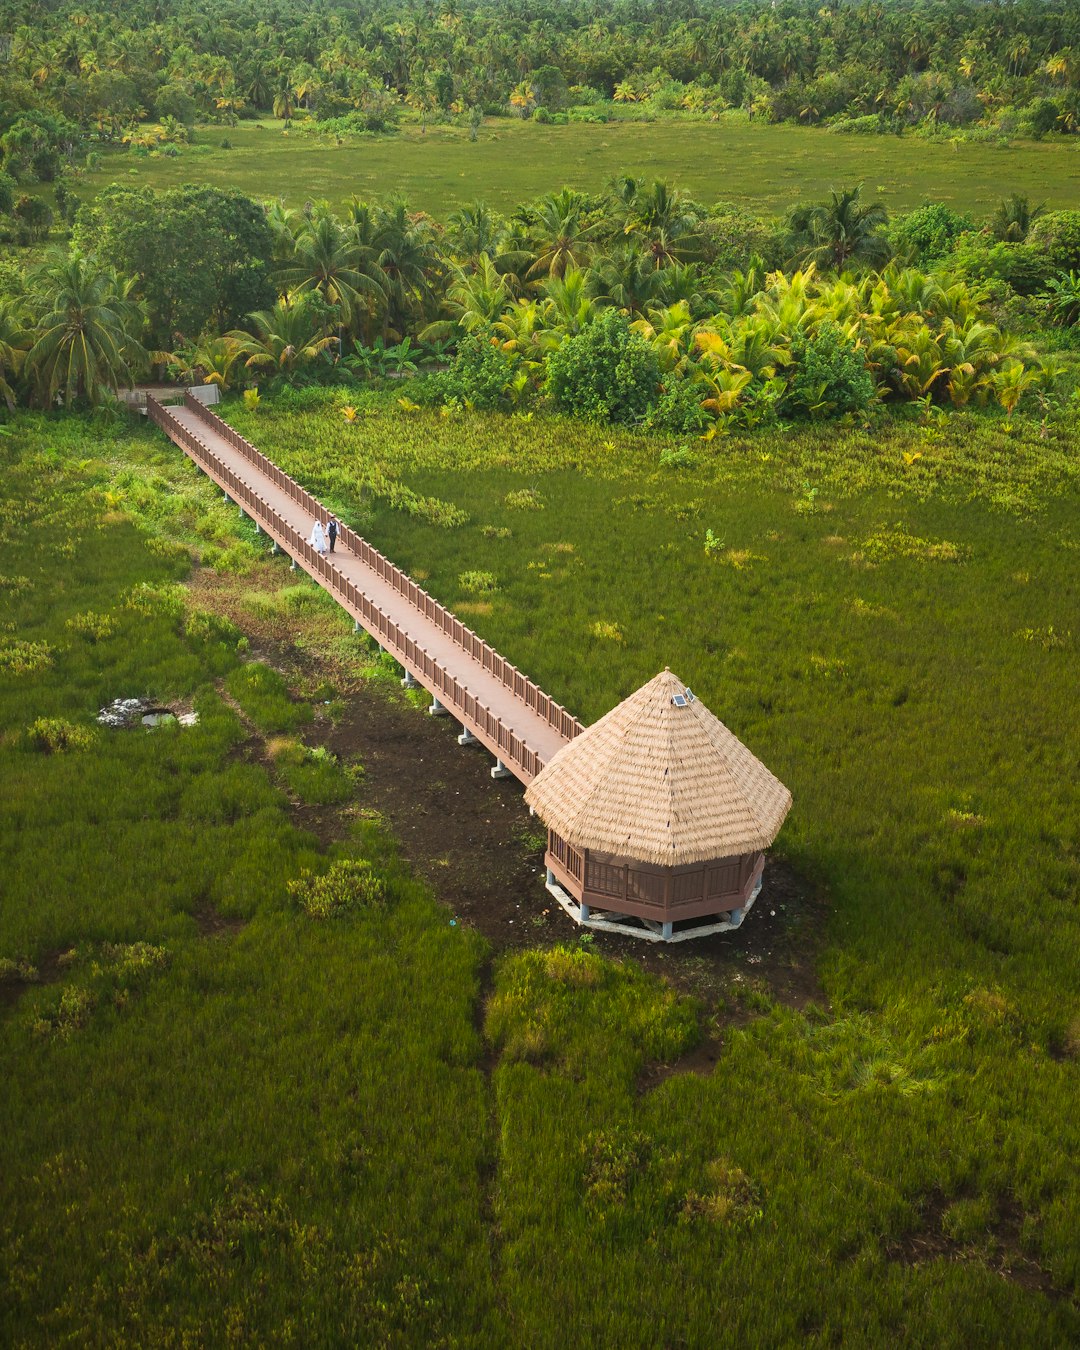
[26, 717, 97, 753]
[0, 112, 77, 184]
[645, 377, 712, 433]
[1027, 211, 1080, 274]
[73, 185, 276, 349]
[545, 309, 660, 424]
[783, 320, 875, 417]
[950, 239, 1050, 295]
[288, 858, 386, 917]
[432, 333, 518, 410]
[225, 661, 311, 733]
[889, 203, 975, 266]
[11, 194, 53, 245]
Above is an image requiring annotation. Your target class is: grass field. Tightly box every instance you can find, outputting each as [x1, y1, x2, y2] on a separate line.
[81, 117, 1080, 218]
[2, 398, 1079, 1344]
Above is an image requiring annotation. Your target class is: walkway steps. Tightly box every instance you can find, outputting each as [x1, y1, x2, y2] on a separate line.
[147, 394, 582, 784]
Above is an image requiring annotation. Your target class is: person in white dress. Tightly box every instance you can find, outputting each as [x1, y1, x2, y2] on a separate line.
[308, 520, 328, 555]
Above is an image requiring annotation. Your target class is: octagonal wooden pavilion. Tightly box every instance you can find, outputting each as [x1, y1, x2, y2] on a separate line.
[524, 669, 792, 942]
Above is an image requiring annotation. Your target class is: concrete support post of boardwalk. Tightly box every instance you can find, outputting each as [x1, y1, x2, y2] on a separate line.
[491, 759, 512, 779]
[429, 697, 448, 716]
[458, 727, 478, 746]
[402, 670, 418, 689]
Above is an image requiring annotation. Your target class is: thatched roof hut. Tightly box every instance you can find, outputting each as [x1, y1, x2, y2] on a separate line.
[525, 669, 791, 941]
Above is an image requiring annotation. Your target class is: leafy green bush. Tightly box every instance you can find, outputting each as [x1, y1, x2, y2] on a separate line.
[27, 718, 97, 753]
[645, 378, 711, 433]
[782, 321, 874, 417]
[0, 639, 54, 675]
[432, 335, 518, 410]
[288, 858, 386, 918]
[888, 203, 975, 265]
[1027, 211, 1080, 275]
[950, 240, 1050, 296]
[458, 569, 499, 593]
[65, 609, 116, 642]
[545, 309, 660, 424]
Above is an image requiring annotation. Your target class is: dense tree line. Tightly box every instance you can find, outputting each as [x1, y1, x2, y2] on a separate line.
[1, 178, 1078, 425]
[1, 0, 1079, 149]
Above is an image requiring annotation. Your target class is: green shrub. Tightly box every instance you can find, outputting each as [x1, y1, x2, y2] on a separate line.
[458, 569, 498, 593]
[545, 309, 660, 424]
[288, 858, 386, 918]
[645, 379, 711, 433]
[433, 335, 518, 411]
[0, 639, 55, 675]
[888, 203, 975, 266]
[12, 194, 53, 243]
[65, 609, 116, 642]
[54, 985, 95, 1037]
[27, 718, 97, 753]
[783, 320, 874, 418]
[1027, 211, 1080, 275]
[950, 240, 1050, 296]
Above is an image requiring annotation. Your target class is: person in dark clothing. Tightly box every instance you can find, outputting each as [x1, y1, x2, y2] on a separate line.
[327, 516, 338, 553]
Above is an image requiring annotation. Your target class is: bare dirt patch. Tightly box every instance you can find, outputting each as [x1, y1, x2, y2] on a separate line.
[187, 555, 827, 1018]
[885, 1190, 1069, 1301]
[193, 905, 247, 939]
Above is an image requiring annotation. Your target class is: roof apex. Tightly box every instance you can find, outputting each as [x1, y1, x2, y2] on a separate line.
[524, 670, 791, 867]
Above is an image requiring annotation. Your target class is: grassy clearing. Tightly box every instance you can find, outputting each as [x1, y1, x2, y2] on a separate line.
[224, 388, 1080, 1336]
[2, 398, 1079, 1343]
[0, 419, 500, 1344]
[81, 118, 1080, 218]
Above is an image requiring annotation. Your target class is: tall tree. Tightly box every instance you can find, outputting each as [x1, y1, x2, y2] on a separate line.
[25, 253, 147, 407]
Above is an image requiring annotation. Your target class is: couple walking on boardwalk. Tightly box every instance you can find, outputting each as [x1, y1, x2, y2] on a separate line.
[308, 515, 337, 557]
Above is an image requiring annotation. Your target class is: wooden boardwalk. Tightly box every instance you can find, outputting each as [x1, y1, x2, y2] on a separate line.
[148, 394, 582, 784]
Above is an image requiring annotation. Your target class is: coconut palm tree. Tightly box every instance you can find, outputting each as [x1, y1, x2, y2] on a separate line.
[417, 255, 511, 344]
[175, 334, 245, 392]
[632, 301, 700, 373]
[990, 194, 1045, 243]
[588, 243, 664, 314]
[445, 201, 505, 263]
[538, 268, 600, 338]
[1041, 270, 1080, 327]
[526, 188, 596, 281]
[228, 294, 335, 385]
[371, 199, 442, 339]
[25, 253, 147, 408]
[624, 180, 703, 269]
[265, 199, 305, 261]
[278, 214, 386, 336]
[0, 297, 31, 409]
[788, 185, 891, 272]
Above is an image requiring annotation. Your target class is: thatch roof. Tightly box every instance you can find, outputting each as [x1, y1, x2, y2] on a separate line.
[525, 669, 791, 867]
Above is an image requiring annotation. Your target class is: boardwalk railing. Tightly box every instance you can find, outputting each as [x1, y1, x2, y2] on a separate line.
[148, 395, 583, 783]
